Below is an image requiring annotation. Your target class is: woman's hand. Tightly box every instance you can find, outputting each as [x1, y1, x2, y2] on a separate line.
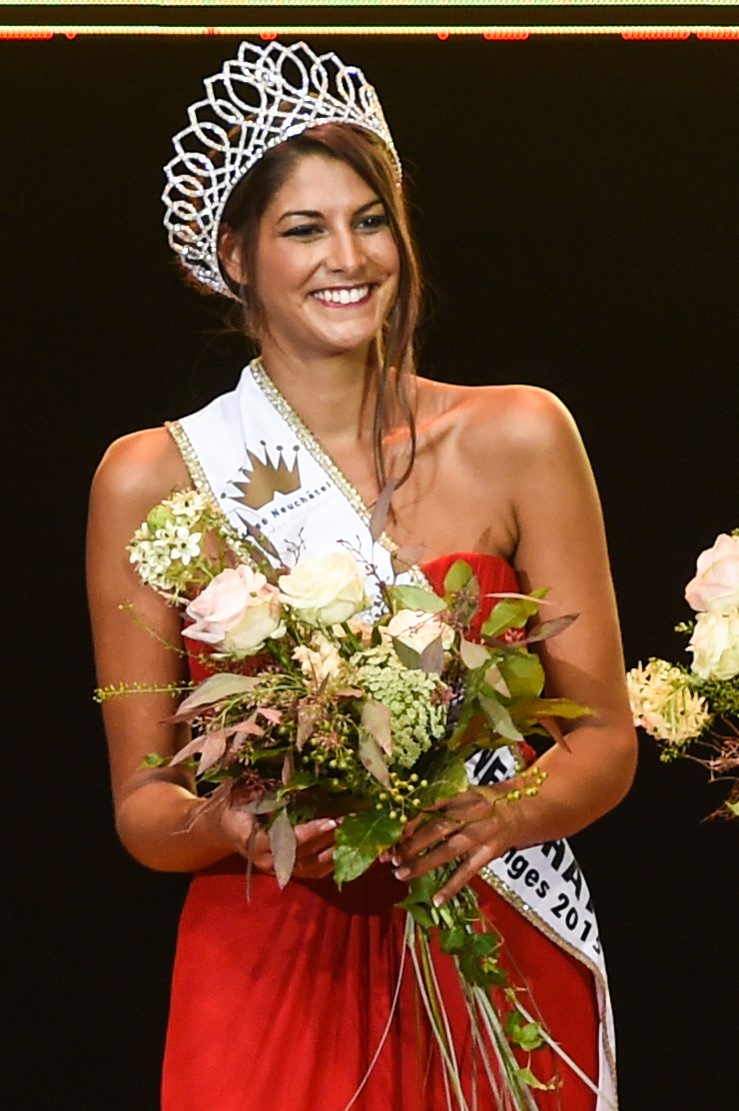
[219, 803, 338, 880]
[392, 786, 518, 905]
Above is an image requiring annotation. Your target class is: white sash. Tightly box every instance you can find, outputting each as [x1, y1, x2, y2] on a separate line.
[168, 359, 618, 1108]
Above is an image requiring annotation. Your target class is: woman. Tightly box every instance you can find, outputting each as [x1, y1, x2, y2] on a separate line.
[87, 41, 636, 1111]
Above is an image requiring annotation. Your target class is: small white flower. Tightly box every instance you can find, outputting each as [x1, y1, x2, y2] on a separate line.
[626, 659, 711, 744]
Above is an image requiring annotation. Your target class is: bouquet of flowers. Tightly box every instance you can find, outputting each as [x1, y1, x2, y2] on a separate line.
[627, 531, 739, 818]
[101, 488, 591, 1108]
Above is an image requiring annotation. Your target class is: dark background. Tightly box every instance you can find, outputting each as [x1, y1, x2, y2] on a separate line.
[4, 31, 737, 1110]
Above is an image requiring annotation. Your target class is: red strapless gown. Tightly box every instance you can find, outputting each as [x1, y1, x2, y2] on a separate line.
[162, 554, 599, 1110]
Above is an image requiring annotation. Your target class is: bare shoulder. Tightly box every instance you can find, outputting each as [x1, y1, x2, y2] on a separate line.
[419, 378, 583, 465]
[90, 427, 191, 517]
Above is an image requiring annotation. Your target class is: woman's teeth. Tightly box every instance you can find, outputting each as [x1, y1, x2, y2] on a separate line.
[312, 285, 371, 305]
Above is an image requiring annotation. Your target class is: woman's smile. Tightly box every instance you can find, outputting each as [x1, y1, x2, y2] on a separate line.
[310, 283, 375, 307]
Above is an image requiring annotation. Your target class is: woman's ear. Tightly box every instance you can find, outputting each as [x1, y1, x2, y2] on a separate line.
[218, 226, 247, 286]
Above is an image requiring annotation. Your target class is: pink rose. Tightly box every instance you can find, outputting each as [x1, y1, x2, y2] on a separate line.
[185, 566, 285, 654]
[684, 533, 739, 614]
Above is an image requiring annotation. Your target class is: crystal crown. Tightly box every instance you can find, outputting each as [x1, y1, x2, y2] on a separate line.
[162, 40, 401, 298]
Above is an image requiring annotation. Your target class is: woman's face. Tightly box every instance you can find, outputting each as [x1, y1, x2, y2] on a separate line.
[223, 152, 400, 361]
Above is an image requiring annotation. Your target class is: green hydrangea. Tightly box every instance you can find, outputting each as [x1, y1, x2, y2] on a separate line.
[352, 645, 448, 768]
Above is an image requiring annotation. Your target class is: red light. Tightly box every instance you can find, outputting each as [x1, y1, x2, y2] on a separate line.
[621, 31, 691, 40]
[437, 32, 450, 41]
[0, 30, 53, 39]
[65, 32, 77, 40]
[483, 31, 529, 41]
[697, 30, 739, 39]
[260, 31, 278, 41]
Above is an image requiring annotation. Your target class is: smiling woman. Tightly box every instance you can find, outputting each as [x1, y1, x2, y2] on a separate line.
[87, 38, 636, 1111]
[220, 155, 400, 362]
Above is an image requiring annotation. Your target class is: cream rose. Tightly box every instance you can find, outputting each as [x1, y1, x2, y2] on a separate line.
[684, 533, 739, 614]
[293, 633, 345, 686]
[185, 565, 285, 654]
[386, 608, 455, 655]
[688, 608, 739, 681]
[278, 551, 367, 626]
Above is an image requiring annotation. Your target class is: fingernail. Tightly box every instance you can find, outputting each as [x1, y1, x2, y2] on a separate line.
[432, 894, 445, 907]
[319, 819, 337, 832]
[378, 852, 390, 863]
[391, 855, 400, 867]
[394, 867, 409, 880]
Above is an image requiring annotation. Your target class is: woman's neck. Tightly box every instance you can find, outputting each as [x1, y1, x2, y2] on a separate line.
[257, 341, 378, 446]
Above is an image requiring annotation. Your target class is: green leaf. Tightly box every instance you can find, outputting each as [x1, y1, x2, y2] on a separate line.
[391, 637, 422, 670]
[726, 800, 739, 817]
[416, 753, 469, 806]
[358, 730, 391, 787]
[334, 811, 404, 886]
[175, 673, 259, 716]
[361, 699, 392, 756]
[268, 807, 296, 889]
[479, 695, 524, 742]
[370, 478, 396, 541]
[525, 613, 578, 644]
[505, 1010, 545, 1051]
[482, 596, 540, 639]
[443, 559, 474, 594]
[142, 752, 168, 767]
[418, 636, 445, 675]
[510, 696, 591, 729]
[513, 1066, 551, 1091]
[497, 651, 546, 700]
[439, 925, 468, 954]
[397, 870, 440, 909]
[460, 638, 490, 670]
[405, 903, 436, 930]
[469, 931, 499, 957]
[389, 584, 446, 613]
[277, 771, 318, 796]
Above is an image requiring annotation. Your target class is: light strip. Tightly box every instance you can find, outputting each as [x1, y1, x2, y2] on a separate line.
[1, 25, 738, 37]
[5, 1, 739, 6]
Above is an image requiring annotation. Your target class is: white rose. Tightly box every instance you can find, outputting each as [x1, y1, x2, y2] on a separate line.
[185, 565, 285, 654]
[687, 608, 739, 681]
[386, 609, 455, 655]
[684, 533, 739, 614]
[278, 551, 367, 626]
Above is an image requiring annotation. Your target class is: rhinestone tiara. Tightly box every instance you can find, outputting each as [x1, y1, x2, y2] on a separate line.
[162, 40, 402, 298]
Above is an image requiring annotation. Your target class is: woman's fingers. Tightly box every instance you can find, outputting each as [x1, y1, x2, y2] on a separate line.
[247, 816, 338, 876]
[294, 817, 337, 854]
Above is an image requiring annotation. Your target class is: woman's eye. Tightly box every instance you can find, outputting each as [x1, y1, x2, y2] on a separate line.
[282, 224, 323, 239]
[357, 213, 389, 231]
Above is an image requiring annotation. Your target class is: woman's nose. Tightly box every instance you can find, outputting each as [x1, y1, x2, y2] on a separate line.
[326, 227, 364, 274]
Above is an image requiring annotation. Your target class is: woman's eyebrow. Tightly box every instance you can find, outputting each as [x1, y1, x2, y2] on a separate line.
[277, 198, 384, 224]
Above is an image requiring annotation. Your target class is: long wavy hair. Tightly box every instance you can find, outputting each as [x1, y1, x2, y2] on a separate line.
[217, 124, 423, 494]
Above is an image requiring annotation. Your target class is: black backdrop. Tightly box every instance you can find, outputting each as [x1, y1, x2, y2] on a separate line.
[4, 33, 737, 1110]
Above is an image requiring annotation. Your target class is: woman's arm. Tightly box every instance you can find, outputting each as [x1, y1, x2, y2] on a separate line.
[87, 428, 238, 870]
[394, 387, 638, 902]
[88, 429, 337, 875]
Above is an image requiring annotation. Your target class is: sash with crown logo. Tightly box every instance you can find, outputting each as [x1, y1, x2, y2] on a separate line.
[168, 359, 618, 1108]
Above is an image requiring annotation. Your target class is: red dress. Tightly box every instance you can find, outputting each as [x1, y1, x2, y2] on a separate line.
[162, 554, 600, 1110]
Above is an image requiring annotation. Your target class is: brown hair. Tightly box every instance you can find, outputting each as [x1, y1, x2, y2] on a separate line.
[218, 124, 422, 494]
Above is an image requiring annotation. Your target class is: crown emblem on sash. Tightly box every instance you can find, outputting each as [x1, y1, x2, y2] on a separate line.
[233, 443, 301, 510]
